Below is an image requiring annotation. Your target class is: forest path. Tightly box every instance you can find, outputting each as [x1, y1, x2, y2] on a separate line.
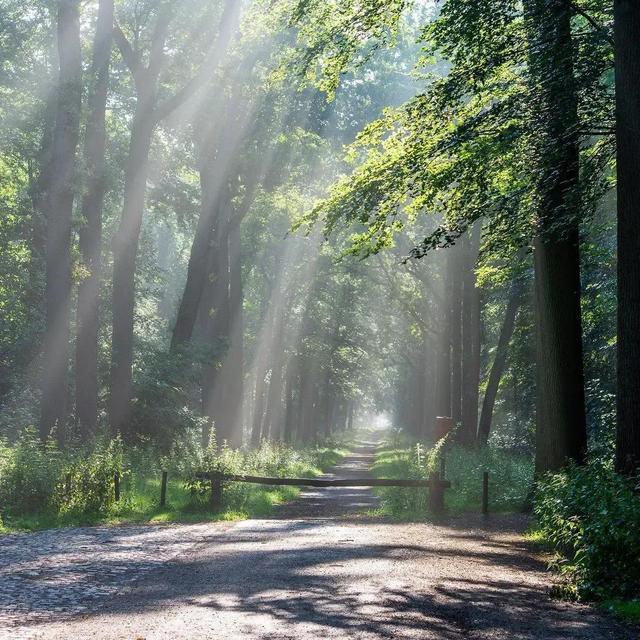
[3, 441, 634, 639]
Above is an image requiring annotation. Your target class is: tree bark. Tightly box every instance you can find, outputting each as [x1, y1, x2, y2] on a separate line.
[76, 0, 113, 439]
[109, 114, 154, 435]
[39, 0, 82, 443]
[201, 197, 231, 443]
[109, 2, 236, 435]
[460, 228, 481, 446]
[614, 1, 640, 476]
[435, 254, 452, 419]
[223, 216, 244, 446]
[525, 0, 587, 473]
[477, 276, 522, 447]
[283, 356, 299, 442]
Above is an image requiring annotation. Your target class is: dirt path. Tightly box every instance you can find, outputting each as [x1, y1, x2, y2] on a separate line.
[3, 441, 635, 639]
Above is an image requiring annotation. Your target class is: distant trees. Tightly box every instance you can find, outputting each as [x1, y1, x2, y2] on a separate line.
[287, 0, 632, 473]
[2, 0, 638, 473]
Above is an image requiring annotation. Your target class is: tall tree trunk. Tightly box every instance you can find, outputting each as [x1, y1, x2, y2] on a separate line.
[614, 1, 640, 476]
[109, 2, 231, 436]
[450, 246, 463, 424]
[251, 368, 267, 445]
[297, 360, 317, 444]
[223, 217, 244, 446]
[171, 160, 229, 350]
[76, 0, 113, 439]
[40, 0, 82, 443]
[477, 276, 522, 447]
[283, 356, 299, 442]
[171, 82, 249, 351]
[209, 213, 243, 448]
[201, 198, 232, 444]
[262, 311, 286, 441]
[346, 401, 354, 430]
[525, 0, 587, 473]
[109, 114, 154, 435]
[435, 255, 452, 418]
[460, 228, 481, 446]
[420, 337, 435, 439]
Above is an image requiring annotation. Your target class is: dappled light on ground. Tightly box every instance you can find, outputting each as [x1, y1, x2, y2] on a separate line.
[3, 443, 632, 639]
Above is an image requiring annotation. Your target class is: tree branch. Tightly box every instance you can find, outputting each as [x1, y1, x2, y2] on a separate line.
[153, 0, 240, 123]
[571, 3, 614, 46]
[113, 23, 140, 79]
[147, 3, 172, 83]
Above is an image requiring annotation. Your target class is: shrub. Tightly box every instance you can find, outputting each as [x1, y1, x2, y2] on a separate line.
[373, 442, 533, 517]
[59, 436, 125, 516]
[534, 463, 640, 600]
[0, 429, 63, 514]
[0, 429, 347, 529]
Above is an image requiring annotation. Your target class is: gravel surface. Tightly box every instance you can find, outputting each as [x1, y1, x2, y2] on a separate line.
[2, 442, 635, 639]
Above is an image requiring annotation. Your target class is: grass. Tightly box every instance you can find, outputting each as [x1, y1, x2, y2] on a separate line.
[0, 442, 349, 534]
[370, 442, 533, 520]
[602, 600, 640, 624]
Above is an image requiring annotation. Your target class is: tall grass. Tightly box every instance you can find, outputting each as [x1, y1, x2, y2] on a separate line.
[0, 429, 348, 532]
[371, 439, 533, 518]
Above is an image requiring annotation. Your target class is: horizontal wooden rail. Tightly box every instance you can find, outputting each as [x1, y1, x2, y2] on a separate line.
[195, 472, 450, 489]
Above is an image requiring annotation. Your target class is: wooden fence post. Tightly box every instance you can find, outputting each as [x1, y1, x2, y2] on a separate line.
[210, 472, 223, 511]
[160, 470, 168, 507]
[428, 473, 445, 514]
[482, 471, 489, 515]
[114, 471, 120, 502]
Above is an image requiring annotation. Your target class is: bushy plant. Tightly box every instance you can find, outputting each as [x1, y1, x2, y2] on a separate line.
[0, 427, 347, 530]
[129, 343, 217, 448]
[445, 445, 533, 512]
[373, 441, 533, 517]
[59, 436, 125, 515]
[534, 463, 640, 600]
[0, 429, 63, 514]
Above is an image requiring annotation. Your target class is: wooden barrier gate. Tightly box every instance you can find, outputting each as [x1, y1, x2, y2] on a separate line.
[195, 471, 452, 514]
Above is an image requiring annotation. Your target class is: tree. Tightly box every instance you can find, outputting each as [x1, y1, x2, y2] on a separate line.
[477, 259, 525, 447]
[76, 0, 114, 438]
[459, 226, 481, 446]
[39, 0, 82, 442]
[524, 0, 587, 473]
[109, 0, 239, 435]
[614, 0, 640, 476]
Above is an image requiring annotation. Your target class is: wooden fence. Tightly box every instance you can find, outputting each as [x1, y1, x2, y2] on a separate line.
[99, 467, 490, 515]
[195, 471, 453, 514]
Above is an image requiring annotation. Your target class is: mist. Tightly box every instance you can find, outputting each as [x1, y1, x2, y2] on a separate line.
[2, 1, 640, 636]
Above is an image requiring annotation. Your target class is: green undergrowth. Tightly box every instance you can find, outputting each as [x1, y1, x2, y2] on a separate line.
[371, 439, 533, 519]
[533, 462, 640, 605]
[0, 430, 349, 533]
[526, 526, 640, 628]
[602, 600, 640, 624]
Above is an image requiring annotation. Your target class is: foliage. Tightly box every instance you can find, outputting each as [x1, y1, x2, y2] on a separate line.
[534, 463, 640, 601]
[0, 433, 347, 532]
[371, 440, 533, 518]
[0, 428, 63, 514]
[59, 437, 125, 516]
[602, 600, 640, 624]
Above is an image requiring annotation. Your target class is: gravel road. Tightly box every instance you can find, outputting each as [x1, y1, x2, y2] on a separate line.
[2, 442, 635, 639]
